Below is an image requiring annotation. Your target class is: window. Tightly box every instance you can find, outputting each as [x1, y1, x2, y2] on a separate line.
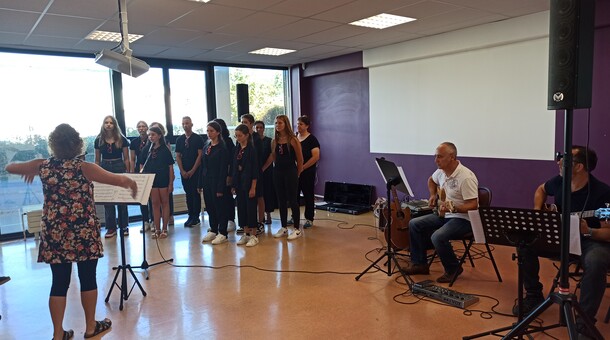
[0, 52, 113, 236]
[169, 69, 207, 135]
[214, 66, 287, 133]
[122, 68, 166, 137]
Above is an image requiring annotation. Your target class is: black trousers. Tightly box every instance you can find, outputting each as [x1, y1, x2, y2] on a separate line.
[182, 174, 201, 220]
[274, 166, 300, 229]
[236, 190, 257, 229]
[298, 168, 316, 221]
[203, 181, 229, 236]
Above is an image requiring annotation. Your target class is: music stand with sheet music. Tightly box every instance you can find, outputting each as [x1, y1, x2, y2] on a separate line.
[464, 207, 602, 340]
[356, 158, 413, 287]
[95, 173, 159, 311]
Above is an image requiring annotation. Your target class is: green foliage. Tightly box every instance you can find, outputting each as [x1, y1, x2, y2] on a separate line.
[229, 68, 285, 124]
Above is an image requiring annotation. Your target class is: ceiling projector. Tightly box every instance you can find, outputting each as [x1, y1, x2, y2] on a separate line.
[95, 49, 150, 78]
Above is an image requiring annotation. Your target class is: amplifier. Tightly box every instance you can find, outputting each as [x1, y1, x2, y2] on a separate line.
[412, 280, 479, 309]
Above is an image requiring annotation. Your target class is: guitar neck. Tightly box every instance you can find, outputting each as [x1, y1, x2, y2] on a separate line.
[574, 210, 596, 218]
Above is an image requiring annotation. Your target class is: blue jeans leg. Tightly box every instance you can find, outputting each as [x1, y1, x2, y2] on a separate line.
[430, 218, 472, 274]
[579, 238, 610, 323]
[409, 214, 444, 265]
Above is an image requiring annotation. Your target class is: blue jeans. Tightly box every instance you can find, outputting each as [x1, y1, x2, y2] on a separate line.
[579, 238, 610, 322]
[409, 213, 473, 274]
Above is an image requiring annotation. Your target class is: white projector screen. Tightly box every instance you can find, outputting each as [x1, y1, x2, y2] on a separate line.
[369, 38, 555, 160]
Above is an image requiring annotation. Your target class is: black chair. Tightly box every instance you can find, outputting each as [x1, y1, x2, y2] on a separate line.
[428, 186, 503, 287]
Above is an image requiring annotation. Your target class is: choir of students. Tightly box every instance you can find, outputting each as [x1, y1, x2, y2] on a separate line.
[113, 114, 319, 246]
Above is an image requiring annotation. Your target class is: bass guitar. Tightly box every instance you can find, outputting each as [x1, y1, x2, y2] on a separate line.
[384, 186, 411, 251]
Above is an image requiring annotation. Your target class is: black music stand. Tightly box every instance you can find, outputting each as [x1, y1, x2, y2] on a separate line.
[463, 207, 601, 340]
[356, 158, 411, 286]
[105, 224, 147, 310]
[131, 200, 173, 280]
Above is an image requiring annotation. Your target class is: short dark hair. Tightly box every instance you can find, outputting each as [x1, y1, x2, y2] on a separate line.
[254, 120, 265, 127]
[573, 145, 597, 172]
[297, 115, 311, 126]
[48, 124, 84, 159]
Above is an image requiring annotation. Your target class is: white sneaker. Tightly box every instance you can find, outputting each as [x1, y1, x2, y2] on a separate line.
[227, 220, 236, 232]
[201, 232, 217, 243]
[246, 235, 259, 247]
[287, 228, 303, 240]
[211, 234, 228, 245]
[236, 235, 250, 245]
[273, 227, 288, 238]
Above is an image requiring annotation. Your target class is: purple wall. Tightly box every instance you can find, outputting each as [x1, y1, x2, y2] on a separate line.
[301, 1, 610, 208]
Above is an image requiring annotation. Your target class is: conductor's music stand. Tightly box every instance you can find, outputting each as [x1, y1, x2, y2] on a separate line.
[356, 158, 411, 285]
[463, 207, 601, 340]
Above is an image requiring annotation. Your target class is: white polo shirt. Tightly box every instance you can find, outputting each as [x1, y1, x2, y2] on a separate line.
[431, 161, 479, 220]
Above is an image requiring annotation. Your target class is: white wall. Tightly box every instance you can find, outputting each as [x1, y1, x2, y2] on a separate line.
[365, 11, 555, 161]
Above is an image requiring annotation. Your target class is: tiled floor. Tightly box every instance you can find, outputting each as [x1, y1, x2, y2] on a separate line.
[0, 211, 608, 339]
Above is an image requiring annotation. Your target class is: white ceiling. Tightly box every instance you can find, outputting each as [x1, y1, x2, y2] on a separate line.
[0, 0, 550, 67]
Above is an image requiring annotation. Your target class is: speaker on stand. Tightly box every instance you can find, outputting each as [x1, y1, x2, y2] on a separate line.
[236, 83, 249, 117]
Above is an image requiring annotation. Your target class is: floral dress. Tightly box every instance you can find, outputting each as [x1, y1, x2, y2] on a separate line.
[38, 157, 103, 264]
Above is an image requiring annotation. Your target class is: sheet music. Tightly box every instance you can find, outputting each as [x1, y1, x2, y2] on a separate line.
[93, 173, 155, 205]
[468, 210, 582, 255]
[397, 166, 414, 197]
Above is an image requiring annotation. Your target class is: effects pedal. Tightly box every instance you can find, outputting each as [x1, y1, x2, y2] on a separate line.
[412, 280, 479, 309]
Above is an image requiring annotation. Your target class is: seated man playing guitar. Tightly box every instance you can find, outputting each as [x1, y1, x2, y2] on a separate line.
[518, 146, 610, 336]
[403, 142, 479, 283]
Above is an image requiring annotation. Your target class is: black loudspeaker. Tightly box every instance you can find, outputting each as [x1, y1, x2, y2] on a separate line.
[547, 0, 595, 110]
[236, 83, 249, 117]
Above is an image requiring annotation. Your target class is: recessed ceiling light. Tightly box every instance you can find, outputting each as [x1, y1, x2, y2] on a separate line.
[249, 47, 296, 56]
[349, 13, 416, 29]
[85, 30, 143, 43]
[188, 0, 211, 3]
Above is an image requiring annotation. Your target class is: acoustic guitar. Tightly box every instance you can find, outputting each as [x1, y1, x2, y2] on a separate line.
[384, 187, 411, 250]
[434, 187, 454, 217]
[543, 203, 610, 219]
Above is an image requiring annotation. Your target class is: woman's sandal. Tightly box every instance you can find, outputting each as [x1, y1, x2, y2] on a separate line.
[152, 231, 160, 239]
[159, 230, 168, 239]
[52, 329, 74, 340]
[84, 318, 112, 338]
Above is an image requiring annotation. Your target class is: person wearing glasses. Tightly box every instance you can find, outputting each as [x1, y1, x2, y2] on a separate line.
[263, 115, 304, 240]
[94, 115, 130, 238]
[199, 121, 230, 245]
[175, 116, 205, 228]
[231, 124, 260, 247]
[517, 146, 610, 337]
[130, 120, 152, 233]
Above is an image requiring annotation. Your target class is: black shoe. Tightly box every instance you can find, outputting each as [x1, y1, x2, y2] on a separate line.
[184, 217, 193, 228]
[512, 295, 545, 316]
[0, 276, 10, 285]
[436, 266, 463, 283]
[123, 227, 129, 236]
[190, 219, 201, 227]
[256, 223, 265, 235]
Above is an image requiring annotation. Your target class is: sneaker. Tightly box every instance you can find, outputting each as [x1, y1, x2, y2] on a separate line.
[436, 266, 464, 283]
[123, 227, 129, 236]
[105, 229, 117, 238]
[184, 217, 193, 228]
[286, 218, 294, 226]
[190, 219, 201, 227]
[512, 295, 545, 316]
[236, 227, 245, 234]
[402, 263, 430, 275]
[211, 234, 228, 245]
[303, 220, 313, 229]
[227, 220, 236, 232]
[236, 235, 251, 245]
[256, 223, 265, 235]
[287, 228, 302, 240]
[273, 227, 288, 238]
[0, 276, 10, 285]
[246, 235, 259, 247]
[201, 232, 217, 243]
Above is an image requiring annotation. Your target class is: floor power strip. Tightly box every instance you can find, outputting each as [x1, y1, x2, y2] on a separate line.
[411, 280, 479, 309]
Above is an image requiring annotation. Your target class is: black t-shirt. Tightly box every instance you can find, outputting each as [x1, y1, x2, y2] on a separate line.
[141, 144, 175, 188]
[175, 133, 205, 171]
[545, 174, 610, 227]
[94, 135, 130, 160]
[129, 136, 149, 168]
[274, 141, 297, 171]
[299, 134, 320, 173]
[200, 140, 229, 193]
